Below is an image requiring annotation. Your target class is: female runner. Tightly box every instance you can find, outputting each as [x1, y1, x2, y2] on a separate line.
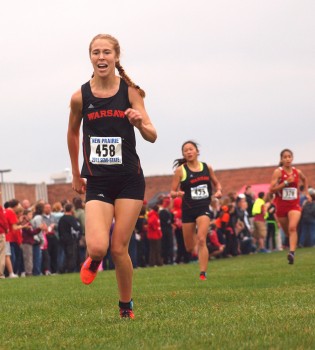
[170, 141, 222, 280]
[270, 149, 310, 264]
[67, 34, 157, 318]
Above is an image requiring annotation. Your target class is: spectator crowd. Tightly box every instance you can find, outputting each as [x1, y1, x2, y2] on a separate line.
[0, 184, 315, 279]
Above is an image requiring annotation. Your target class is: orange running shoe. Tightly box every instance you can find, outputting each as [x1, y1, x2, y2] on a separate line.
[199, 272, 207, 281]
[80, 257, 101, 285]
[120, 308, 135, 319]
[119, 300, 134, 319]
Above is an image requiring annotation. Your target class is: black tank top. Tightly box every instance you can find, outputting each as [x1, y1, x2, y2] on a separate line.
[180, 162, 212, 210]
[80, 79, 141, 177]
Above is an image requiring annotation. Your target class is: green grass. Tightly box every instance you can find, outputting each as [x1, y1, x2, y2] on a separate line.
[1, 248, 315, 350]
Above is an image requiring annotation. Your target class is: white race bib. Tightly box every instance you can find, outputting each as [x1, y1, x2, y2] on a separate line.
[90, 137, 122, 165]
[191, 184, 209, 200]
[282, 187, 298, 200]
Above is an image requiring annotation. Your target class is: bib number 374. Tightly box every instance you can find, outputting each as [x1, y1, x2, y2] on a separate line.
[90, 137, 122, 165]
[282, 187, 298, 200]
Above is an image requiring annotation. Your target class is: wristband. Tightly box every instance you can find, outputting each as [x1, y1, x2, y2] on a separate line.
[284, 180, 289, 187]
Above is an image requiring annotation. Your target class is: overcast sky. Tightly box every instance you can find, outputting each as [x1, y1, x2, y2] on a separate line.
[1, 0, 314, 184]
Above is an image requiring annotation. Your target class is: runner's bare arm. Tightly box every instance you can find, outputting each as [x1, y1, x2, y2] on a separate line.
[127, 87, 157, 143]
[270, 168, 285, 193]
[170, 166, 185, 198]
[208, 165, 222, 198]
[67, 90, 86, 194]
[298, 169, 311, 201]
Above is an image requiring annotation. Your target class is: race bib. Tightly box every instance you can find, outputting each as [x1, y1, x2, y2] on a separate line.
[90, 137, 122, 165]
[191, 184, 209, 200]
[282, 187, 298, 200]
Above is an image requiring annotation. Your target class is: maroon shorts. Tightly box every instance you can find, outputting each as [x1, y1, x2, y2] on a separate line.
[275, 204, 301, 218]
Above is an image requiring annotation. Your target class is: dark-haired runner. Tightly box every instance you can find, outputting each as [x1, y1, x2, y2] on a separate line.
[270, 149, 310, 264]
[170, 141, 222, 280]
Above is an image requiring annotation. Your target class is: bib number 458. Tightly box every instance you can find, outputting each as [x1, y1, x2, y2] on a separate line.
[96, 144, 116, 157]
[89, 136, 122, 165]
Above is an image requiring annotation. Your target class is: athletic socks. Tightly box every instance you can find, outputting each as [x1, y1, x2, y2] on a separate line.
[119, 299, 133, 310]
[89, 259, 102, 272]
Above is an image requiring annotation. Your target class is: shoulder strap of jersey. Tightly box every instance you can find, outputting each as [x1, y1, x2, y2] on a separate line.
[292, 167, 299, 177]
[81, 81, 91, 111]
[181, 164, 187, 182]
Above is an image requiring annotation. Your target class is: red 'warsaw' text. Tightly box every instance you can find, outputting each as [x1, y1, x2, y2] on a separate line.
[190, 176, 210, 184]
[87, 110, 125, 120]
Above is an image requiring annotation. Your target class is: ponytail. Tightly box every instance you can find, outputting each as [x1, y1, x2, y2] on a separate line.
[116, 61, 146, 98]
[173, 158, 186, 169]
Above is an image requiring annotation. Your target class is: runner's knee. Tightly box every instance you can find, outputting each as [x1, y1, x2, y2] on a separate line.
[197, 236, 207, 247]
[88, 244, 108, 260]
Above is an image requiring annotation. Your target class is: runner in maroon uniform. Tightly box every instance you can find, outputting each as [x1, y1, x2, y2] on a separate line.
[270, 149, 310, 264]
[170, 141, 222, 280]
[67, 34, 157, 318]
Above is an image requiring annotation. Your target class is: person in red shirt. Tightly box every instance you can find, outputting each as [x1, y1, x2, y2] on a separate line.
[147, 205, 163, 267]
[5, 199, 25, 276]
[270, 149, 311, 264]
[207, 229, 225, 259]
[0, 204, 9, 279]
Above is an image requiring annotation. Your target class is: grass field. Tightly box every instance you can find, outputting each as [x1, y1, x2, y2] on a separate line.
[1, 248, 315, 350]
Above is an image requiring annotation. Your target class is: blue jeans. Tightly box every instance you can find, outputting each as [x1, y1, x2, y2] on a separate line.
[300, 221, 315, 247]
[10, 242, 24, 275]
[32, 244, 42, 276]
[57, 242, 65, 273]
[128, 232, 138, 268]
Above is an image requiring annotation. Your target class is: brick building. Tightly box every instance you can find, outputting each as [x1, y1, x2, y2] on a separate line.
[1, 163, 314, 206]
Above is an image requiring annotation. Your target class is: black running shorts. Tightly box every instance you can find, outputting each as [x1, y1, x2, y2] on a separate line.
[85, 171, 145, 204]
[182, 205, 212, 223]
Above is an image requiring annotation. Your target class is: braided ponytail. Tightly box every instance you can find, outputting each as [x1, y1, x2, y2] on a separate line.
[116, 61, 146, 98]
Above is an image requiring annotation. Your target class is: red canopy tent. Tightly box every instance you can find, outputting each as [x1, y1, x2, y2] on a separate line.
[238, 184, 271, 198]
